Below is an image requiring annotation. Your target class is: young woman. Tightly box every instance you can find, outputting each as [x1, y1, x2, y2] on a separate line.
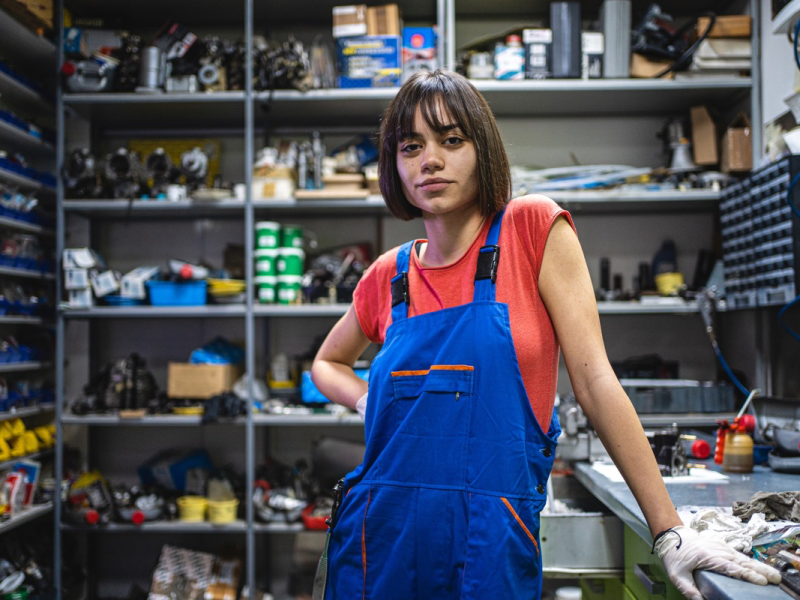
[311, 70, 779, 600]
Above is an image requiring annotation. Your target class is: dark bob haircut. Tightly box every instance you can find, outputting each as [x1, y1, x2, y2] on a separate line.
[379, 70, 512, 221]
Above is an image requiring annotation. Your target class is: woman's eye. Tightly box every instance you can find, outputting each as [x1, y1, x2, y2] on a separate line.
[444, 137, 463, 145]
[401, 143, 421, 153]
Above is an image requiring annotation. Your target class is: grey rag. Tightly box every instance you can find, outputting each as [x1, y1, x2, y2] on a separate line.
[732, 491, 800, 522]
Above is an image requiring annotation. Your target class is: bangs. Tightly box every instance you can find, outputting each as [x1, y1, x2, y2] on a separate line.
[394, 77, 475, 141]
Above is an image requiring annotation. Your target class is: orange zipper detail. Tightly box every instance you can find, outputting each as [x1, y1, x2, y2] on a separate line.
[362, 488, 372, 599]
[501, 497, 540, 557]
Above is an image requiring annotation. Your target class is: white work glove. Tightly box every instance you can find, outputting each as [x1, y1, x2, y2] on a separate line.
[655, 525, 782, 600]
[355, 392, 368, 421]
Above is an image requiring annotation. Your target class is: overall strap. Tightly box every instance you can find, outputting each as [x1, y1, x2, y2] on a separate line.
[391, 241, 414, 322]
[473, 208, 506, 302]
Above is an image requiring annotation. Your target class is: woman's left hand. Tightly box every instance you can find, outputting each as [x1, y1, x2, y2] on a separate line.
[655, 526, 782, 600]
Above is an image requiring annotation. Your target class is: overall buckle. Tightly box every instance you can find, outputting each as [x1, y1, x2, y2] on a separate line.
[391, 272, 409, 307]
[475, 245, 500, 283]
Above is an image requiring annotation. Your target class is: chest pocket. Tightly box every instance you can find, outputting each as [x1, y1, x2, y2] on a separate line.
[391, 365, 475, 425]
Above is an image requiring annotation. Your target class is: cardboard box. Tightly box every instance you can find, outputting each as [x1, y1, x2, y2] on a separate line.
[629, 53, 674, 79]
[63, 247, 101, 269]
[402, 27, 437, 82]
[68, 288, 93, 308]
[523, 29, 552, 79]
[367, 4, 400, 36]
[121, 266, 159, 299]
[90, 270, 119, 297]
[64, 268, 90, 290]
[581, 31, 604, 79]
[720, 113, 752, 173]
[697, 15, 751, 38]
[337, 35, 401, 88]
[9, 0, 52, 28]
[333, 4, 367, 38]
[167, 362, 242, 399]
[690, 105, 719, 165]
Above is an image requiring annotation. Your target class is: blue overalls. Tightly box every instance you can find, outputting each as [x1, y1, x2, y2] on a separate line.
[325, 207, 561, 599]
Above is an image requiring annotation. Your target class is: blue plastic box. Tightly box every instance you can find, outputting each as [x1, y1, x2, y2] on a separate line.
[301, 369, 369, 403]
[147, 280, 207, 306]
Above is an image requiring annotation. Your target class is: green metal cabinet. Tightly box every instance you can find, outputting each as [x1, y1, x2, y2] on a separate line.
[624, 525, 683, 600]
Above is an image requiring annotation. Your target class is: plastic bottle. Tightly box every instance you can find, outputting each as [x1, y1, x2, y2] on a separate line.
[722, 423, 754, 473]
[494, 35, 525, 80]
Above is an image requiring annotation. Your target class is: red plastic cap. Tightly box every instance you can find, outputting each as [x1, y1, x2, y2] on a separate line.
[739, 414, 755, 433]
[131, 510, 145, 526]
[506, 35, 522, 44]
[61, 62, 76, 76]
[85, 509, 100, 525]
[179, 264, 193, 279]
[692, 439, 711, 459]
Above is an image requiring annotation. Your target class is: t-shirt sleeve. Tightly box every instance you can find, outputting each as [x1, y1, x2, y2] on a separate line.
[352, 249, 398, 344]
[507, 195, 576, 281]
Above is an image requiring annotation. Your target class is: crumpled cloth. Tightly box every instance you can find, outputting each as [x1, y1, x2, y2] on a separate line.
[732, 491, 800, 522]
[687, 509, 770, 553]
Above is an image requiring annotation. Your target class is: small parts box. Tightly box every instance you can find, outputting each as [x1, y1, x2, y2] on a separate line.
[146, 280, 207, 306]
[167, 362, 242, 399]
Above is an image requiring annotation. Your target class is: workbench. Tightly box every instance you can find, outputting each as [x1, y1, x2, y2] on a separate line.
[574, 461, 800, 600]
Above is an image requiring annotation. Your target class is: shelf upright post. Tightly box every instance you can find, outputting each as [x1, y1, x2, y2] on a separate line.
[445, 0, 456, 71]
[437, 0, 446, 70]
[750, 0, 762, 164]
[54, 0, 65, 596]
[245, 0, 256, 595]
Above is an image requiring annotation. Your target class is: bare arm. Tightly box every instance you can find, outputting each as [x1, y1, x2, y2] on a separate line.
[311, 305, 371, 410]
[539, 217, 682, 537]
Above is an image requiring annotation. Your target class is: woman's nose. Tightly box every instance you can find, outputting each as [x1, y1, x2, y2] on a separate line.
[421, 147, 444, 171]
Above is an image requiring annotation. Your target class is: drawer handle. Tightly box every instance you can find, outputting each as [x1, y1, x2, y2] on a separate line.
[635, 563, 666, 596]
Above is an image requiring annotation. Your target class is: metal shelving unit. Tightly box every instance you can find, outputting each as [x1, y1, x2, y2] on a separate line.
[52, 0, 764, 597]
[773, 0, 800, 33]
[0, 361, 52, 373]
[0, 315, 50, 325]
[0, 70, 53, 115]
[0, 448, 54, 472]
[0, 405, 54, 422]
[0, 215, 54, 236]
[0, 503, 53, 535]
[0, 120, 54, 154]
[0, 166, 54, 193]
[0, 265, 55, 280]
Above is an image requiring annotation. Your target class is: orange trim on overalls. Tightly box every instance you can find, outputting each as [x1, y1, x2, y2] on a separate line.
[391, 365, 475, 377]
[501, 497, 540, 557]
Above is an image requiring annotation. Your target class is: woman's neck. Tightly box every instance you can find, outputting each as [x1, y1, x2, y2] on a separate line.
[419, 205, 486, 267]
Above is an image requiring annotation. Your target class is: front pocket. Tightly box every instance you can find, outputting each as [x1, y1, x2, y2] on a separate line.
[501, 497, 540, 557]
[391, 365, 475, 425]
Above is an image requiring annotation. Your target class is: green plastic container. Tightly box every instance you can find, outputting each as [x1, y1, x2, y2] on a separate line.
[255, 275, 277, 304]
[277, 275, 303, 305]
[277, 247, 305, 276]
[256, 221, 280, 249]
[255, 249, 278, 276]
[280, 224, 304, 249]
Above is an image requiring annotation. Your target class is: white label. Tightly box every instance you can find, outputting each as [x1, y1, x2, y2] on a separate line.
[523, 29, 552, 43]
[582, 32, 604, 53]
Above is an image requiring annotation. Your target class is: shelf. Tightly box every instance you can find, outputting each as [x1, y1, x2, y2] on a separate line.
[0, 70, 53, 115]
[454, 0, 723, 17]
[0, 119, 54, 154]
[0, 405, 54, 422]
[597, 300, 706, 314]
[0, 503, 52, 534]
[258, 79, 752, 125]
[0, 215, 53, 236]
[62, 520, 247, 533]
[0, 361, 51, 373]
[638, 413, 735, 428]
[63, 79, 752, 130]
[0, 166, 54, 194]
[773, 0, 800, 33]
[62, 414, 244, 426]
[0, 448, 53, 471]
[0, 265, 55, 280]
[0, 315, 49, 325]
[545, 190, 720, 213]
[63, 92, 247, 130]
[254, 304, 350, 317]
[64, 198, 243, 219]
[62, 305, 247, 319]
[0, 8, 56, 72]
[253, 413, 363, 426]
[253, 522, 306, 534]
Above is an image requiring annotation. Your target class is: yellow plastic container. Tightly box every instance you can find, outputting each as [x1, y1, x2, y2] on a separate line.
[655, 272, 684, 295]
[176, 496, 208, 522]
[207, 498, 239, 524]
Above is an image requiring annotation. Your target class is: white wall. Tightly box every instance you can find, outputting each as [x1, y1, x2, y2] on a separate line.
[761, 0, 798, 127]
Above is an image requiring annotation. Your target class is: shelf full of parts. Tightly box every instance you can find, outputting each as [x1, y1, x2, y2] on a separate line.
[0, 2, 60, 598]
[51, 1, 769, 599]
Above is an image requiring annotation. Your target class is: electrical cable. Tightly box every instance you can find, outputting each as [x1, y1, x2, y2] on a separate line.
[655, 13, 717, 79]
[713, 342, 750, 396]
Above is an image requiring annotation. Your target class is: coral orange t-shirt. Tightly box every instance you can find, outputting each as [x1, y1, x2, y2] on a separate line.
[353, 195, 575, 431]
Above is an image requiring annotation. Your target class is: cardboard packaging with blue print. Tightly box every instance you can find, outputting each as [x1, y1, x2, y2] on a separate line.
[337, 35, 401, 88]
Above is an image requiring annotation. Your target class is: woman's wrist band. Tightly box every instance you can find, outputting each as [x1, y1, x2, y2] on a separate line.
[651, 527, 683, 554]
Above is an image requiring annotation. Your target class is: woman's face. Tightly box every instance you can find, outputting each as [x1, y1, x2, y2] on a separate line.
[396, 104, 479, 218]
